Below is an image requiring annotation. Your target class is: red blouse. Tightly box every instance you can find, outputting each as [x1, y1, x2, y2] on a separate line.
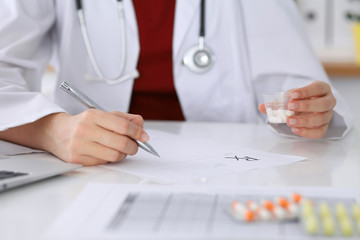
[129, 0, 185, 120]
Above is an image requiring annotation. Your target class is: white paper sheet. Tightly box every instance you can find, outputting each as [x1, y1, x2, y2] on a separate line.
[103, 130, 305, 183]
[45, 183, 360, 240]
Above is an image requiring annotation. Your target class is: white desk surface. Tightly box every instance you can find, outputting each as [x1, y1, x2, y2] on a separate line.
[0, 121, 359, 240]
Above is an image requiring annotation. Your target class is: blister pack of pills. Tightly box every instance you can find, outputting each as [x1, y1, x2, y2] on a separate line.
[228, 193, 360, 238]
[300, 199, 360, 238]
[228, 193, 302, 222]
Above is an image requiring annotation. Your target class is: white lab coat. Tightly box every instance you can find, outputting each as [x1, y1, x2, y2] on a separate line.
[0, 0, 353, 139]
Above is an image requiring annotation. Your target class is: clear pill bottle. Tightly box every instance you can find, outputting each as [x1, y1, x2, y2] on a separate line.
[263, 92, 294, 124]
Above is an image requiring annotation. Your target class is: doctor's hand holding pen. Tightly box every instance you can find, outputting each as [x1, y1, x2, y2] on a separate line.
[259, 81, 337, 139]
[0, 110, 149, 166]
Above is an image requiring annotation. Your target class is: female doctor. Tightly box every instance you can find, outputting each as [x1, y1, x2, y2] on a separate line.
[0, 0, 352, 166]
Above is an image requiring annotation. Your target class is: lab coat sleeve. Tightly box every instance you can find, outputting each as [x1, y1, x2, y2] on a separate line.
[242, 0, 352, 139]
[0, 0, 65, 131]
[253, 74, 353, 140]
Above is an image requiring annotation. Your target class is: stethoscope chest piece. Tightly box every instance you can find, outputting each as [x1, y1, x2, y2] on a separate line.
[183, 44, 214, 73]
[182, 0, 214, 74]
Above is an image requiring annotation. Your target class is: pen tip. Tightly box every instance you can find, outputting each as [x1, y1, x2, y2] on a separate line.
[139, 141, 160, 157]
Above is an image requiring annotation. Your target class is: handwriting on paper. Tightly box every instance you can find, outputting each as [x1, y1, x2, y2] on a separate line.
[224, 155, 260, 161]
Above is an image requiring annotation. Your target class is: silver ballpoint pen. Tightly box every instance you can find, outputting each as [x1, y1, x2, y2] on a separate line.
[60, 81, 160, 157]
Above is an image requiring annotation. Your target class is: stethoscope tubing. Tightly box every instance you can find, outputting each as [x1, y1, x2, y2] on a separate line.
[77, 0, 136, 84]
[76, 0, 213, 83]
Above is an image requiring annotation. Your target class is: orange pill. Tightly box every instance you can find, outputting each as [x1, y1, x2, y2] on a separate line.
[292, 193, 302, 204]
[263, 200, 275, 212]
[273, 205, 287, 220]
[287, 203, 299, 218]
[232, 200, 239, 210]
[244, 210, 255, 222]
[232, 200, 245, 213]
[256, 207, 272, 221]
[246, 200, 258, 211]
[277, 197, 290, 209]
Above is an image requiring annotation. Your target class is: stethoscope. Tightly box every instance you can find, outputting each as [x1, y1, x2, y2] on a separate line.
[182, 0, 214, 73]
[75, 0, 214, 84]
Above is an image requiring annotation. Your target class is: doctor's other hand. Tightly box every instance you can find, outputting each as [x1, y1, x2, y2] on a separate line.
[44, 110, 148, 166]
[258, 81, 336, 139]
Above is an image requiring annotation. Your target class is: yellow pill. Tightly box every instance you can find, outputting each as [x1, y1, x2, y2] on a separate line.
[304, 215, 318, 235]
[319, 202, 331, 219]
[322, 217, 335, 236]
[353, 203, 360, 221]
[335, 203, 348, 220]
[357, 220, 360, 235]
[302, 200, 314, 218]
[339, 218, 353, 237]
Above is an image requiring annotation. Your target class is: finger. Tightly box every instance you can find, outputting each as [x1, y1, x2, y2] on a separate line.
[94, 131, 139, 155]
[79, 141, 128, 163]
[111, 117, 148, 142]
[111, 111, 144, 128]
[88, 111, 148, 142]
[258, 104, 266, 114]
[290, 81, 331, 100]
[287, 111, 333, 128]
[72, 118, 139, 155]
[287, 94, 335, 113]
[66, 155, 108, 166]
[291, 124, 329, 139]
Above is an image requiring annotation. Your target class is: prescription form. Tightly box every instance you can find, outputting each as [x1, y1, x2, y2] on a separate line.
[46, 183, 360, 239]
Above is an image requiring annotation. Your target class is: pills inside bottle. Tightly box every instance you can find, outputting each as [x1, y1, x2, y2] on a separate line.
[263, 92, 294, 124]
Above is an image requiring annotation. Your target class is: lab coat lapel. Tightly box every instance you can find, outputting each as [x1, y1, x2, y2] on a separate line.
[173, 0, 200, 60]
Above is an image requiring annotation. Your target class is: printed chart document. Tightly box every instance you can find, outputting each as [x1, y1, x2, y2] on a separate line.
[103, 130, 305, 183]
[45, 183, 360, 240]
